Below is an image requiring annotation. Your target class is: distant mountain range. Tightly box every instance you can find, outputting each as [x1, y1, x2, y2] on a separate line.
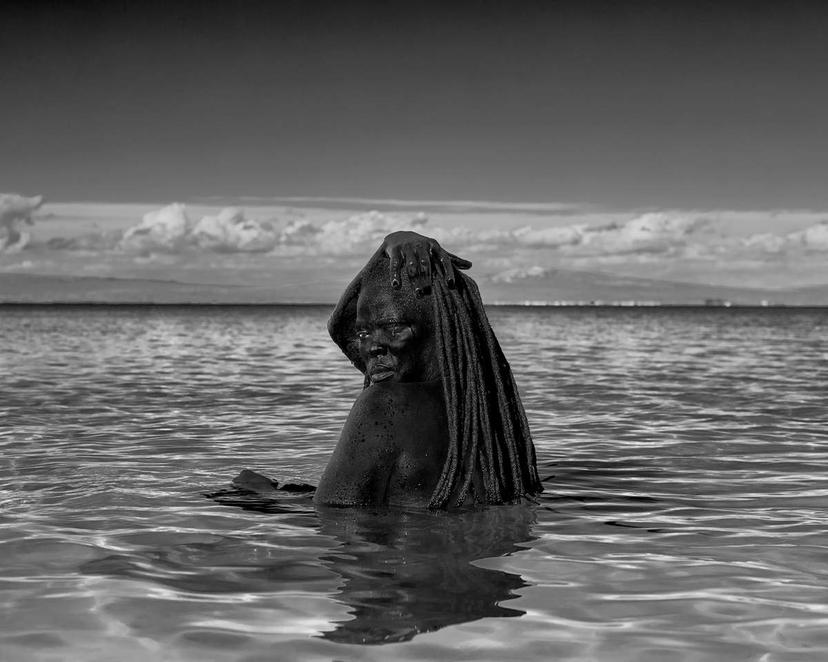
[3, 268, 827, 306]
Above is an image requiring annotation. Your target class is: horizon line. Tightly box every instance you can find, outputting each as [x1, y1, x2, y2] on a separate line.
[1, 301, 824, 309]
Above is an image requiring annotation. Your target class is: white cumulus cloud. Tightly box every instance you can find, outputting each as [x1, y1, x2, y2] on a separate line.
[0, 193, 43, 253]
[742, 219, 828, 254]
[192, 207, 278, 252]
[120, 203, 191, 253]
[792, 221, 828, 251]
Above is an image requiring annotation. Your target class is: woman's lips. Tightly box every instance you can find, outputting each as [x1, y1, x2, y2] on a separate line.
[369, 365, 396, 382]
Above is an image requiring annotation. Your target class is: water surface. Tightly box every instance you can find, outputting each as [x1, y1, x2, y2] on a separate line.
[1, 305, 826, 661]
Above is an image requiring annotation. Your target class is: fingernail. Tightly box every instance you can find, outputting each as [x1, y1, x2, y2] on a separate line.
[392, 279, 400, 289]
[447, 278, 455, 289]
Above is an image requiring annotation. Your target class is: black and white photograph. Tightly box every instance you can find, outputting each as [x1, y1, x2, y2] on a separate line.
[2, 1, 827, 660]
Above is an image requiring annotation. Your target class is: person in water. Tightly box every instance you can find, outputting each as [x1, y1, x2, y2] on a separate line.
[314, 231, 542, 509]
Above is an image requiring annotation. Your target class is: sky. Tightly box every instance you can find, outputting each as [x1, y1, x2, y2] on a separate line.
[2, 1, 828, 303]
[3, 0, 828, 208]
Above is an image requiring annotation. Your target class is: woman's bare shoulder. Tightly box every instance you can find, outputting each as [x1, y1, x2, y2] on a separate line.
[313, 381, 448, 507]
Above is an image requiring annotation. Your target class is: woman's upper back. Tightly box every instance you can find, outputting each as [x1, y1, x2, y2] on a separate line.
[314, 380, 448, 508]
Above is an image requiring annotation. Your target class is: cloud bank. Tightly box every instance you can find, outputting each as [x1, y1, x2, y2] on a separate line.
[44, 204, 430, 257]
[15, 200, 828, 263]
[108, 205, 719, 260]
[5, 198, 828, 293]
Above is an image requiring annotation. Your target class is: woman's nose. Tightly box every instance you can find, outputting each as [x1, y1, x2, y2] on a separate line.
[368, 340, 387, 357]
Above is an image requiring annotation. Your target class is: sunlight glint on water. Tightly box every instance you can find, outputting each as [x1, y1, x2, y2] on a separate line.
[1, 305, 827, 661]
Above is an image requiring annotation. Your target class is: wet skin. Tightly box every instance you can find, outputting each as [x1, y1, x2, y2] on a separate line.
[314, 282, 449, 507]
[313, 381, 448, 507]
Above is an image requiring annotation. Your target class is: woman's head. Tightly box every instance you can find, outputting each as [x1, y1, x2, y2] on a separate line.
[355, 260, 440, 385]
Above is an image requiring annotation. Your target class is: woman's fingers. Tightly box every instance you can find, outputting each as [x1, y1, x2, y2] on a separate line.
[435, 252, 455, 289]
[388, 245, 404, 289]
[433, 249, 448, 282]
[417, 244, 433, 296]
[447, 251, 473, 270]
[406, 245, 420, 282]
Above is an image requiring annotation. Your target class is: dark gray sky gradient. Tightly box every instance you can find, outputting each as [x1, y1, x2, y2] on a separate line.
[3, 1, 828, 208]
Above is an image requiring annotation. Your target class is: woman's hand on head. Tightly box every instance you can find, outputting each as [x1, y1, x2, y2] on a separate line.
[381, 231, 472, 296]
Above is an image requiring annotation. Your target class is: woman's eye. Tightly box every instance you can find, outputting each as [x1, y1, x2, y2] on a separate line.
[355, 330, 370, 341]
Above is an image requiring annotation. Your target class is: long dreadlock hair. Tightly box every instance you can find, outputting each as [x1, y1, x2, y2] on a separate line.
[329, 251, 542, 509]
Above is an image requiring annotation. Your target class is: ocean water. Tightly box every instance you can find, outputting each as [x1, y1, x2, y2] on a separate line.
[1, 304, 827, 662]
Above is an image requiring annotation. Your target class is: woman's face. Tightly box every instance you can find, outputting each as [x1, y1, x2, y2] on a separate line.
[355, 281, 439, 384]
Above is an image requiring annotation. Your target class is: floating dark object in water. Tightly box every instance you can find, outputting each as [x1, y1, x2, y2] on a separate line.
[205, 470, 316, 514]
[279, 482, 317, 493]
[229, 469, 315, 495]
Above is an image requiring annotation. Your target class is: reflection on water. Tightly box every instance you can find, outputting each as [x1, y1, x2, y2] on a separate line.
[2, 305, 828, 661]
[204, 480, 535, 644]
[320, 505, 534, 644]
